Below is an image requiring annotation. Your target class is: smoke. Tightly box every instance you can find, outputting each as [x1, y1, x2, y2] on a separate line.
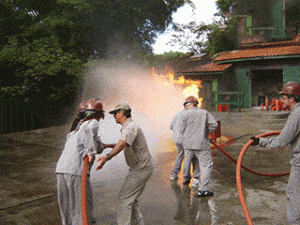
[82, 60, 185, 154]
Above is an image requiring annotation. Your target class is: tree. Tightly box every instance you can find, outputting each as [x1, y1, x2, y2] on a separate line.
[0, 0, 91, 120]
[81, 0, 187, 59]
[215, 0, 235, 14]
[1, 0, 187, 123]
[144, 50, 190, 67]
[0, 36, 83, 113]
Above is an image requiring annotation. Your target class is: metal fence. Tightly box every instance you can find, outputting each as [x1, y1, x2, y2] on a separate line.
[0, 102, 54, 134]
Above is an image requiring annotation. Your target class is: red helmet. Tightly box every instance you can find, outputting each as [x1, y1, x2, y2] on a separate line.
[279, 82, 300, 96]
[78, 100, 88, 111]
[184, 96, 199, 106]
[85, 98, 104, 112]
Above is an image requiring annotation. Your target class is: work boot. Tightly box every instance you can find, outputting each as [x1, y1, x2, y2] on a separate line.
[191, 178, 200, 188]
[183, 180, 190, 185]
[198, 190, 214, 197]
[170, 173, 178, 181]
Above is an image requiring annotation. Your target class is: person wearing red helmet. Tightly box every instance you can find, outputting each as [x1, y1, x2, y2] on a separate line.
[251, 82, 300, 223]
[56, 98, 112, 225]
[169, 100, 200, 188]
[179, 96, 218, 197]
[69, 99, 89, 132]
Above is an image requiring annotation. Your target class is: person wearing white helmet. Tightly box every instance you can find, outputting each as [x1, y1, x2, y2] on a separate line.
[178, 96, 218, 197]
[56, 98, 112, 225]
[96, 102, 153, 225]
[251, 82, 300, 224]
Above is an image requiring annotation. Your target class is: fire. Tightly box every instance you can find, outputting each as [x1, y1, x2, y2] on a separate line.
[152, 68, 203, 107]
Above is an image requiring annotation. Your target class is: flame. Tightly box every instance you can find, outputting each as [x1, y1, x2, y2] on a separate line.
[152, 68, 203, 107]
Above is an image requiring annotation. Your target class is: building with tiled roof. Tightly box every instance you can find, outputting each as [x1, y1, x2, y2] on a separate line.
[171, 35, 300, 111]
[214, 36, 300, 64]
[169, 0, 300, 111]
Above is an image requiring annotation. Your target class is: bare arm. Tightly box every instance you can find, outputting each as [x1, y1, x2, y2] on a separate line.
[102, 143, 116, 149]
[96, 140, 127, 170]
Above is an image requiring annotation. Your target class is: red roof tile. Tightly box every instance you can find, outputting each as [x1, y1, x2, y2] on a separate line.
[214, 45, 300, 63]
[178, 62, 232, 73]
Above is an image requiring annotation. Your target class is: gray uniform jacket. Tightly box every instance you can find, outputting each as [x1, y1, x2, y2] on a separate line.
[169, 109, 186, 144]
[259, 102, 300, 166]
[120, 118, 153, 170]
[56, 119, 104, 176]
[179, 107, 218, 150]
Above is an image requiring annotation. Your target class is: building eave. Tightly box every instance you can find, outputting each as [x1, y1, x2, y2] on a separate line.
[175, 71, 224, 76]
[215, 54, 300, 64]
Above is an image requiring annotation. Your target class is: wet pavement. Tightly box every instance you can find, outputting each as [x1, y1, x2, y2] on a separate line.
[0, 110, 292, 225]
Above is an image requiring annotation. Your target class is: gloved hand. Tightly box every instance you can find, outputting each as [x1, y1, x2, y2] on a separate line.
[250, 136, 259, 146]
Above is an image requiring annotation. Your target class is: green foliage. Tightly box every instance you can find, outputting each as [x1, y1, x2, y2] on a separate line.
[205, 28, 232, 56]
[1, 0, 186, 123]
[0, 36, 83, 114]
[216, 0, 235, 14]
[143, 51, 190, 67]
[153, 51, 190, 61]
[205, 18, 237, 56]
[167, 0, 241, 56]
[81, 0, 186, 59]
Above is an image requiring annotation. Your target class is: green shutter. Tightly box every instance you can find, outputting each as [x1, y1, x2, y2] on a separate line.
[283, 66, 300, 84]
[246, 15, 252, 35]
[271, 0, 285, 38]
[235, 68, 251, 108]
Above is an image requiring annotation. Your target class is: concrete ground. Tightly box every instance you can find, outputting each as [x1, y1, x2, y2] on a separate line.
[0, 110, 291, 225]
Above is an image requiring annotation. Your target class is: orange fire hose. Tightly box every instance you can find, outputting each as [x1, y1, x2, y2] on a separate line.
[81, 155, 89, 225]
[79, 134, 289, 225]
[210, 137, 289, 176]
[236, 131, 290, 225]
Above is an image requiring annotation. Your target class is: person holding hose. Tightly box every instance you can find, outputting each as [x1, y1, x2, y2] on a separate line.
[169, 102, 200, 188]
[251, 82, 300, 224]
[96, 102, 153, 225]
[56, 98, 111, 225]
[178, 96, 218, 197]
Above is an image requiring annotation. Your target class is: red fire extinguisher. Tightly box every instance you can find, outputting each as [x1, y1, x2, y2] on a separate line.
[265, 97, 269, 111]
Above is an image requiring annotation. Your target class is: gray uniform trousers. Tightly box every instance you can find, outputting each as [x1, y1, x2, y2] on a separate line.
[56, 173, 94, 225]
[172, 143, 200, 179]
[287, 165, 300, 224]
[117, 165, 153, 225]
[183, 149, 213, 191]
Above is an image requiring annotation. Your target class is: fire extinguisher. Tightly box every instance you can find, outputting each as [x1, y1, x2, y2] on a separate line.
[265, 97, 269, 111]
[260, 102, 264, 111]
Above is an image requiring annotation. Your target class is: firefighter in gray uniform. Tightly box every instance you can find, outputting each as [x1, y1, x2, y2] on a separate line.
[96, 102, 153, 225]
[169, 102, 200, 187]
[56, 98, 107, 225]
[179, 96, 218, 197]
[251, 82, 300, 224]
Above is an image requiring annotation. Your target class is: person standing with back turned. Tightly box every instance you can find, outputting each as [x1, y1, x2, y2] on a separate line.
[179, 96, 218, 197]
[250, 82, 300, 224]
[170, 103, 201, 188]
